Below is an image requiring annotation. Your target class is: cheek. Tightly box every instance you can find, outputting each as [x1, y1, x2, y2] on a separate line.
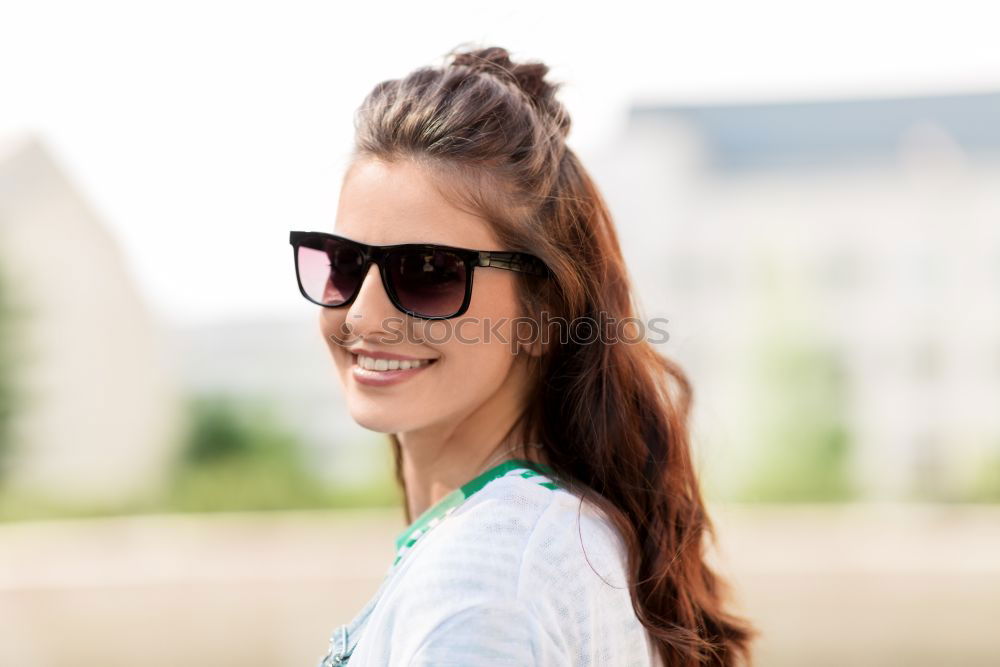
[429, 279, 522, 392]
[318, 310, 351, 364]
[431, 332, 516, 405]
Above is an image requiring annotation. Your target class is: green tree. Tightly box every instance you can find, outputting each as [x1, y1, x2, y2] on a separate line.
[736, 253, 857, 502]
[165, 393, 326, 511]
[739, 340, 856, 501]
[0, 265, 23, 484]
[163, 392, 400, 512]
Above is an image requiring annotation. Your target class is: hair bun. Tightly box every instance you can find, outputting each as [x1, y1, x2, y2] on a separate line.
[447, 45, 568, 136]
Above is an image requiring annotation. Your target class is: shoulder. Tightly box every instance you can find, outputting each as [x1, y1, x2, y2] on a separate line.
[365, 473, 654, 664]
[407, 471, 631, 598]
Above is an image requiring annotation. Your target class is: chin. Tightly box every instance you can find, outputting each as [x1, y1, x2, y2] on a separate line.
[346, 401, 418, 434]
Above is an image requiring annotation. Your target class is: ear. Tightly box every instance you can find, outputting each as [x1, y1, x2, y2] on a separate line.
[510, 311, 549, 358]
[516, 336, 546, 357]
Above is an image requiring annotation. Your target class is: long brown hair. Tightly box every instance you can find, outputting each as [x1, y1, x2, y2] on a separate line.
[348, 43, 757, 667]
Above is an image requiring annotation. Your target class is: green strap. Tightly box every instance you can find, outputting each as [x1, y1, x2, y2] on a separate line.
[391, 458, 559, 561]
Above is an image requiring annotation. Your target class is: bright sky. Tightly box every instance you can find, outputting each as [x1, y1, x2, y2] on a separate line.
[2, 0, 999, 328]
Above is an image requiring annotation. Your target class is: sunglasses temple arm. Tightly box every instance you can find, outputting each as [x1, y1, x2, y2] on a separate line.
[477, 251, 547, 276]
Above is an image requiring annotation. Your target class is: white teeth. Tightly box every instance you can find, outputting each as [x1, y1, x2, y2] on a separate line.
[355, 354, 432, 372]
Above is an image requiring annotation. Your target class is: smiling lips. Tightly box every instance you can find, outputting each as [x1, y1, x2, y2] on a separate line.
[355, 354, 434, 371]
[349, 352, 438, 386]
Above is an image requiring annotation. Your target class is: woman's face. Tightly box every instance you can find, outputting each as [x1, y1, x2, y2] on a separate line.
[320, 157, 528, 435]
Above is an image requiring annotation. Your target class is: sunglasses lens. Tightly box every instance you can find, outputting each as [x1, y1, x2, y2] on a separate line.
[389, 249, 468, 317]
[296, 237, 366, 306]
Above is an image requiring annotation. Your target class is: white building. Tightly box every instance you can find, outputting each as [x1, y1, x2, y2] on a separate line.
[0, 133, 183, 506]
[590, 90, 1000, 500]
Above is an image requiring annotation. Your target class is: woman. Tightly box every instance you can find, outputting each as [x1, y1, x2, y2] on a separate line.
[290, 44, 756, 666]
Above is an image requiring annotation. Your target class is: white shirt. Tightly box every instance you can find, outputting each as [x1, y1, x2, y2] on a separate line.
[339, 465, 662, 666]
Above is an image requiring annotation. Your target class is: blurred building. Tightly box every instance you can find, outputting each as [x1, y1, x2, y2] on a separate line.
[0, 133, 183, 505]
[592, 90, 1000, 500]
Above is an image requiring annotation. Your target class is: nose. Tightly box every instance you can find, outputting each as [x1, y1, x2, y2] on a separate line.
[344, 262, 399, 337]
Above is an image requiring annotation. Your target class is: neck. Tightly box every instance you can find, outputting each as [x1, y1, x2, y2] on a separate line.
[396, 362, 545, 521]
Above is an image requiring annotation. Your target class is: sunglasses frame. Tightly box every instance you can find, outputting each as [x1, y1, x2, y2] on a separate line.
[289, 230, 549, 320]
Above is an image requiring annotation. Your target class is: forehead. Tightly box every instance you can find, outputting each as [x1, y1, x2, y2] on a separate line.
[334, 157, 498, 249]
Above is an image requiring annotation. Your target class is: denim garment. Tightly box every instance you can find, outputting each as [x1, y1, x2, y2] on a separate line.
[317, 571, 392, 667]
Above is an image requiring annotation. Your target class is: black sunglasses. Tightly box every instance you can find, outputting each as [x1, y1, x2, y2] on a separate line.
[289, 231, 549, 320]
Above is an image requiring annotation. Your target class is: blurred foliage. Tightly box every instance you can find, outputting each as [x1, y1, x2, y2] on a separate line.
[0, 270, 11, 477]
[0, 391, 401, 521]
[962, 444, 1000, 502]
[0, 264, 27, 485]
[161, 392, 399, 513]
[737, 340, 858, 502]
[735, 256, 858, 502]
